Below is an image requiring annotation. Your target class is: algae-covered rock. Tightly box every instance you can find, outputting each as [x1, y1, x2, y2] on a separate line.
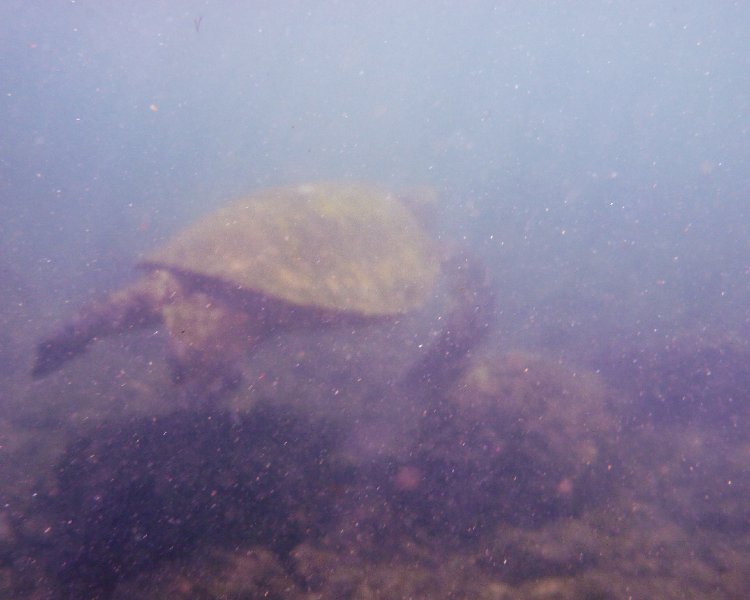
[45, 406, 341, 597]
[112, 547, 306, 600]
[290, 541, 516, 600]
[401, 352, 619, 532]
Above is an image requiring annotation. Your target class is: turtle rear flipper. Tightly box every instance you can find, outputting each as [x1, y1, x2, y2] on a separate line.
[31, 274, 169, 378]
[32, 325, 91, 378]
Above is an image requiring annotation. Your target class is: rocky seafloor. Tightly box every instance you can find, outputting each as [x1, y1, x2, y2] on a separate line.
[2, 323, 750, 599]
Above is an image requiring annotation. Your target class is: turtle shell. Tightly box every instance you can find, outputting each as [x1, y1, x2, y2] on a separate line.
[141, 182, 439, 316]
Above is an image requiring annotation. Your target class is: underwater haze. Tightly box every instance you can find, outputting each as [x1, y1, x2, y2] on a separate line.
[2, 1, 750, 598]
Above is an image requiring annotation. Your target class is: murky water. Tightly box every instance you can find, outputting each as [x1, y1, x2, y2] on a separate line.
[2, 2, 750, 598]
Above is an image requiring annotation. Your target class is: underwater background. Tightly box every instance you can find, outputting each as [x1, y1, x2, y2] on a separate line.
[2, 1, 750, 598]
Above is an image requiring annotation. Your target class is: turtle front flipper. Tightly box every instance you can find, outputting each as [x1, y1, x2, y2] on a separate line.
[403, 250, 495, 393]
[31, 271, 176, 378]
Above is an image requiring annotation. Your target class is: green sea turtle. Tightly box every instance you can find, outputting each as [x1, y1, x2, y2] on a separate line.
[32, 182, 454, 394]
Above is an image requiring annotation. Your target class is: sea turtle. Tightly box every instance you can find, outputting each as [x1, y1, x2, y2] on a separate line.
[32, 182, 452, 395]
